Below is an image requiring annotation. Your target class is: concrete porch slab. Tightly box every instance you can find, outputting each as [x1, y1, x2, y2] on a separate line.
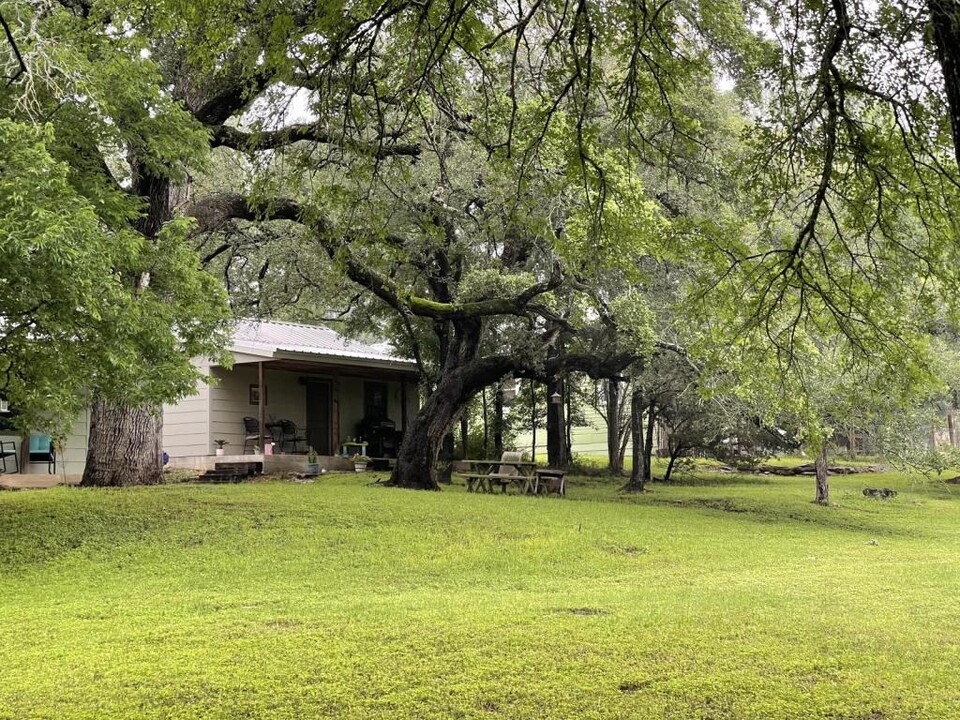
[166, 453, 354, 473]
[0, 474, 81, 490]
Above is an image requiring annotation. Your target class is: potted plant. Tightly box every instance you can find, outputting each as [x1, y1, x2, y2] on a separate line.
[305, 447, 320, 476]
[214, 439, 228, 457]
[351, 453, 370, 472]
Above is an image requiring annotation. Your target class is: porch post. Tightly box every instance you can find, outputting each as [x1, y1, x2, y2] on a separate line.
[258, 361, 265, 451]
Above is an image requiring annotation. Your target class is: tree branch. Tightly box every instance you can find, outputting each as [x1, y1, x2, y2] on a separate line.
[210, 123, 421, 157]
[184, 193, 304, 233]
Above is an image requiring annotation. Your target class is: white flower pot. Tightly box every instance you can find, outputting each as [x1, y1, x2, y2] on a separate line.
[354, 463, 367, 472]
[215, 448, 224, 456]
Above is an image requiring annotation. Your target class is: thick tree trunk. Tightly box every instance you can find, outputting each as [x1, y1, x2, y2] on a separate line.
[391, 391, 460, 489]
[81, 399, 163, 486]
[390, 356, 516, 489]
[814, 446, 829, 505]
[606, 379, 623, 474]
[929, 0, 960, 173]
[624, 387, 645, 491]
[83, 162, 174, 487]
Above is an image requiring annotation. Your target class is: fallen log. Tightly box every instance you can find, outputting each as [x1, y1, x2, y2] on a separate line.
[754, 463, 887, 476]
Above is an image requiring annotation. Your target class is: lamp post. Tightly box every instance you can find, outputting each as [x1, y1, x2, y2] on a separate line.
[549, 387, 563, 465]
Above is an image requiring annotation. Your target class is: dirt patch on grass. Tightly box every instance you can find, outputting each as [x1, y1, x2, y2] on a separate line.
[602, 544, 649, 557]
[563, 607, 610, 616]
[657, 497, 753, 513]
[650, 495, 909, 537]
[618, 680, 653, 693]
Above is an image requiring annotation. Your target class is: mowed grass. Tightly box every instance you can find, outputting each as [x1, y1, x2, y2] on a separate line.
[2, 469, 960, 719]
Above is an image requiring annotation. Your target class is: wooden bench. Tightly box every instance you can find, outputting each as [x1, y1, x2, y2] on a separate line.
[465, 472, 526, 493]
[463, 453, 537, 494]
[535, 469, 566, 496]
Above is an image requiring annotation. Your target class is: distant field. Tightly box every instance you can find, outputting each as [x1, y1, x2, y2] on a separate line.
[1, 467, 959, 719]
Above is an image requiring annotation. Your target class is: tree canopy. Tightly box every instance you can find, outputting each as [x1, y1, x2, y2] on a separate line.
[3, 0, 960, 492]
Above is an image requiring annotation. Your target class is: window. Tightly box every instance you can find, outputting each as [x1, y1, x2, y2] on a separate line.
[364, 382, 388, 419]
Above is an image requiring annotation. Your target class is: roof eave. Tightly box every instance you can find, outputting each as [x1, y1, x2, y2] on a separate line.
[273, 349, 417, 372]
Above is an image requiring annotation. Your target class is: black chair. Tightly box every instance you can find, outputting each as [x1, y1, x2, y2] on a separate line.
[277, 419, 308, 454]
[358, 417, 398, 458]
[28, 434, 55, 474]
[0, 440, 18, 473]
[242, 417, 270, 454]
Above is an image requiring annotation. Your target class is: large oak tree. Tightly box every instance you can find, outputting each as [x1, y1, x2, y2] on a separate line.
[5, 0, 960, 491]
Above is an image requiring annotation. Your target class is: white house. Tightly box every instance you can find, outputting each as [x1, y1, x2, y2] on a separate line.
[0, 319, 419, 477]
[163, 319, 420, 468]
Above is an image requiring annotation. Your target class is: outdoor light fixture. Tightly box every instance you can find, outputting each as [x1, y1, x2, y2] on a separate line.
[550, 391, 562, 404]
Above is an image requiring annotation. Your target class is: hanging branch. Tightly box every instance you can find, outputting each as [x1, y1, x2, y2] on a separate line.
[1, 11, 25, 86]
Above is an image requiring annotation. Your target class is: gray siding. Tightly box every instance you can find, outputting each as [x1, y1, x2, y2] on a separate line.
[162, 364, 212, 457]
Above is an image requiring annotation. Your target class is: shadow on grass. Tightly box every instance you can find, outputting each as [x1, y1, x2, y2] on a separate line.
[645, 494, 915, 538]
[657, 472, 775, 487]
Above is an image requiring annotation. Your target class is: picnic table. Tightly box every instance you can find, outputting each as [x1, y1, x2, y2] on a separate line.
[463, 458, 538, 494]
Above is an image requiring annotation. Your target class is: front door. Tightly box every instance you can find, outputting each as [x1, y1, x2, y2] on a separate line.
[304, 381, 331, 455]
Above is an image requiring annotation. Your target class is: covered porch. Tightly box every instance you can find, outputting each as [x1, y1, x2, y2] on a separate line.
[162, 319, 420, 470]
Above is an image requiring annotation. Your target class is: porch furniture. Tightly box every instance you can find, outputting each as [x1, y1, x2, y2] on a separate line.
[277, 419, 308, 454]
[463, 451, 538, 494]
[357, 416, 398, 458]
[340, 440, 368, 457]
[0, 440, 18, 473]
[242, 417, 271, 454]
[534, 468, 566, 496]
[28, 434, 56, 474]
[265, 421, 283, 446]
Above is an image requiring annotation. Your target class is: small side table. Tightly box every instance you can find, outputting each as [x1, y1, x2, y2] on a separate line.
[341, 441, 368, 457]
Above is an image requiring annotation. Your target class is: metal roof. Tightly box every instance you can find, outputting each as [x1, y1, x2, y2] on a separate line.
[231, 319, 415, 367]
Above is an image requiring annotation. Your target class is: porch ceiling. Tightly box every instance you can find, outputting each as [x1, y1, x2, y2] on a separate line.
[239, 356, 419, 381]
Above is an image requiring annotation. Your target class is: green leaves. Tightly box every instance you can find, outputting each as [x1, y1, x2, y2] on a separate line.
[0, 117, 229, 435]
[0, 120, 123, 434]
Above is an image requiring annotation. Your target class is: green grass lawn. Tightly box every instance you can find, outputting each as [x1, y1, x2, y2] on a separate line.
[2, 468, 959, 719]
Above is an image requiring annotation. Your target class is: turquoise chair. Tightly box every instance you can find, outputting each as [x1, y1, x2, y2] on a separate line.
[28, 434, 56, 474]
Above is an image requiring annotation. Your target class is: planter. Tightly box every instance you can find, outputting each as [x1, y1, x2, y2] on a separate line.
[215, 448, 225, 457]
[354, 462, 367, 472]
[306, 462, 320, 476]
